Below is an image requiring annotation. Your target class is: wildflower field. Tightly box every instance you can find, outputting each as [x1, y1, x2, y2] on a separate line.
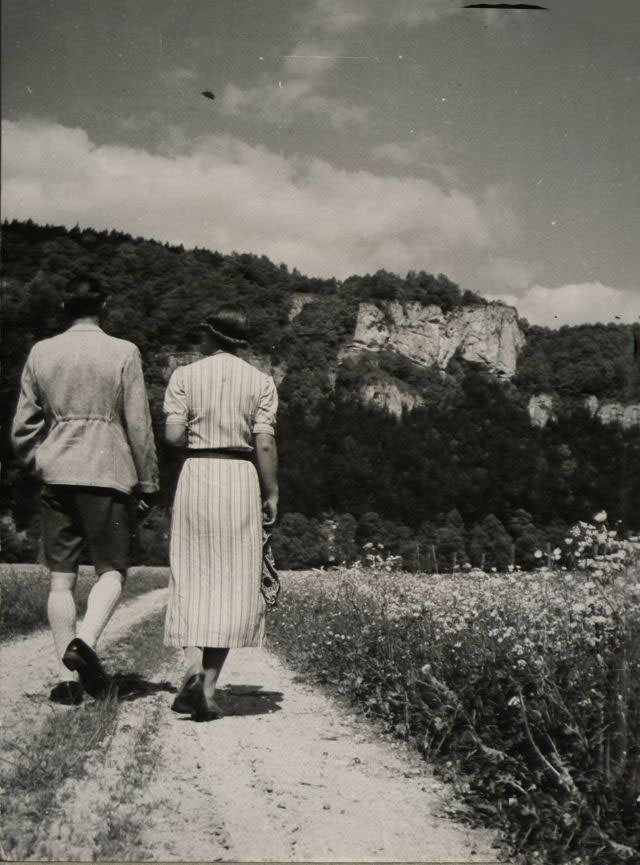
[268, 518, 640, 865]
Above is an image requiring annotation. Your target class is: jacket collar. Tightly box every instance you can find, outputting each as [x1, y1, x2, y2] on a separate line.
[67, 323, 103, 332]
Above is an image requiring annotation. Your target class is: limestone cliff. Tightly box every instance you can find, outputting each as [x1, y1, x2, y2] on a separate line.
[528, 394, 556, 428]
[342, 301, 524, 379]
[527, 393, 640, 429]
[359, 380, 424, 419]
[584, 395, 640, 429]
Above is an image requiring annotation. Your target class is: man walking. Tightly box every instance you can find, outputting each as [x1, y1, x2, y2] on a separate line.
[11, 276, 159, 704]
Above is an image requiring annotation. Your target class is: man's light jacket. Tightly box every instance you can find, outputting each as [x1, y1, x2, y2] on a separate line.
[11, 323, 159, 495]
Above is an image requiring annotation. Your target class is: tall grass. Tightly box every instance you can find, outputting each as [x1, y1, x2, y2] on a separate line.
[267, 564, 640, 865]
[0, 564, 169, 641]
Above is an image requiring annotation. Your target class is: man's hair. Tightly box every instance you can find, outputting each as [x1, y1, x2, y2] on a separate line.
[63, 276, 106, 320]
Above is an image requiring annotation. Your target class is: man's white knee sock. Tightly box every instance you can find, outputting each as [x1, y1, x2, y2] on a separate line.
[77, 570, 123, 648]
[48, 575, 77, 681]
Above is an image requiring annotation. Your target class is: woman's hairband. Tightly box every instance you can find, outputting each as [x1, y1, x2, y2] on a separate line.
[199, 321, 248, 347]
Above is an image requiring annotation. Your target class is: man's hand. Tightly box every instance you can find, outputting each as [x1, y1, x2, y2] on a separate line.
[262, 494, 278, 528]
[137, 492, 157, 520]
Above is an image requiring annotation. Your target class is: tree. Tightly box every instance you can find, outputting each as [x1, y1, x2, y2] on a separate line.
[508, 509, 545, 569]
[469, 514, 513, 571]
[436, 509, 467, 571]
[272, 513, 328, 569]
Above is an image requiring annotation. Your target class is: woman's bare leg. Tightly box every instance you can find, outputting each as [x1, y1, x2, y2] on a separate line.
[182, 646, 203, 679]
[202, 647, 229, 708]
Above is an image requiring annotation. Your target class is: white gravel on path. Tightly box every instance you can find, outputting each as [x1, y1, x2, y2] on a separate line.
[138, 646, 505, 863]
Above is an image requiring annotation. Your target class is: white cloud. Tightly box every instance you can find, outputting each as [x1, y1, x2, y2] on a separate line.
[372, 134, 459, 184]
[478, 9, 537, 31]
[302, 0, 371, 34]
[283, 41, 343, 79]
[158, 66, 198, 87]
[2, 118, 507, 280]
[219, 79, 368, 128]
[295, 0, 456, 33]
[221, 0, 373, 126]
[486, 283, 640, 328]
[388, 0, 461, 26]
[479, 255, 539, 292]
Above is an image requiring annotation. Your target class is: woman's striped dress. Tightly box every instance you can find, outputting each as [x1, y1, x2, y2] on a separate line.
[162, 352, 278, 648]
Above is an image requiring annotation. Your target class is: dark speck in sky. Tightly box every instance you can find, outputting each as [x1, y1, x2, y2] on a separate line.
[463, 3, 548, 8]
[201, 91, 215, 100]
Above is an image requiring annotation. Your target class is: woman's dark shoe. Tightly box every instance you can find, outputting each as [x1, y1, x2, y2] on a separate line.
[49, 680, 83, 705]
[171, 673, 205, 714]
[171, 673, 223, 721]
[62, 638, 109, 699]
[194, 697, 223, 723]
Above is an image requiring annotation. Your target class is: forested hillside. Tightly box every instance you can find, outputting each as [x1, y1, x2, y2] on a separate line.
[2, 219, 639, 568]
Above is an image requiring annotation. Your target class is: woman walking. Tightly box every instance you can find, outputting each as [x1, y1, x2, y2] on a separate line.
[163, 307, 278, 720]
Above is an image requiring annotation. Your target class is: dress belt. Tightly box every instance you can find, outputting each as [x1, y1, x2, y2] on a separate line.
[184, 448, 254, 462]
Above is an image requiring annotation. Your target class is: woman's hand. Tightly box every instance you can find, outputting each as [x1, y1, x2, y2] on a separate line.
[254, 432, 278, 527]
[262, 494, 278, 527]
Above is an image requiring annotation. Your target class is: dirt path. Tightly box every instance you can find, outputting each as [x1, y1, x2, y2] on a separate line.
[0, 588, 167, 752]
[134, 647, 503, 862]
[2, 595, 505, 863]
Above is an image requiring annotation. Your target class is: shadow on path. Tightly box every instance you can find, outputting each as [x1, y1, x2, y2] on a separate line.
[108, 672, 177, 702]
[210, 684, 284, 717]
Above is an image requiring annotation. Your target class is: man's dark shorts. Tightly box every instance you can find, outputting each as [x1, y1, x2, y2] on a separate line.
[40, 485, 132, 574]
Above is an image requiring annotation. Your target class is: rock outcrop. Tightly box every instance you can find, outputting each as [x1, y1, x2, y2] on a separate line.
[342, 301, 524, 379]
[584, 395, 640, 429]
[528, 393, 556, 428]
[528, 392, 640, 429]
[288, 293, 316, 321]
[360, 379, 424, 419]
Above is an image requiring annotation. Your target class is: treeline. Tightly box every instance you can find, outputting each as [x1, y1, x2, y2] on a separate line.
[1, 219, 639, 568]
[515, 321, 640, 402]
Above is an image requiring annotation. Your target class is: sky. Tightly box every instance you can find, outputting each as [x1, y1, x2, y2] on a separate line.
[2, 0, 639, 327]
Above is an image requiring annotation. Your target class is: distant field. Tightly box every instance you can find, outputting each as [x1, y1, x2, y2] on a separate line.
[0, 563, 169, 641]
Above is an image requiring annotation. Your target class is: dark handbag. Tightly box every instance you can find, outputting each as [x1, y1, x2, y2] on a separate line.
[261, 530, 281, 609]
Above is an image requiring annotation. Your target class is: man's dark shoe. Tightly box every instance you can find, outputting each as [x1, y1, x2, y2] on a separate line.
[62, 638, 109, 699]
[49, 680, 83, 705]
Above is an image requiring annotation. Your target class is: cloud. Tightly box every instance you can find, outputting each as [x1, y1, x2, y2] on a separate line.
[388, 1, 462, 26]
[300, 0, 371, 34]
[479, 255, 539, 292]
[372, 134, 459, 184]
[478, 9, 537, 31]
[219, 79, 369, 128]
[220, 0, 373, 126]
[2, 118, 506, 280]
[486, 283, 640, 328]
[282, 41, 344, 79]
[158, 66, 198, 87]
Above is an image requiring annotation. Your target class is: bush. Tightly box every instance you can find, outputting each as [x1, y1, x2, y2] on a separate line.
[268, 558, 640, 864]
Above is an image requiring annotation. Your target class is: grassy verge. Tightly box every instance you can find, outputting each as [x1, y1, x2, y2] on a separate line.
[0, 564, 169, 640]
[0, 612, 176, 860]
[87, 698, 166, 862]
[266, 566, 640, 865]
